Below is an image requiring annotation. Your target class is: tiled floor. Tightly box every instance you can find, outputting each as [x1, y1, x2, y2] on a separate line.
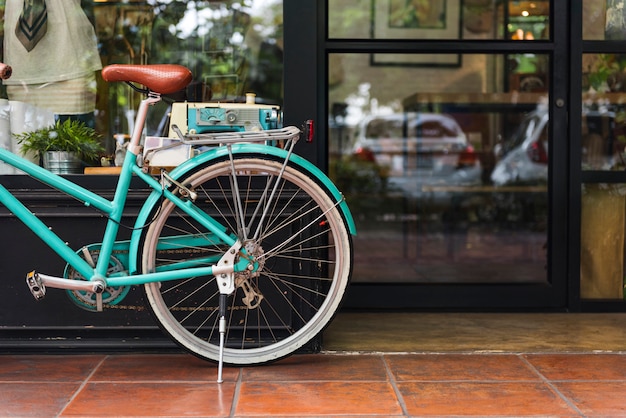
[2, 352, 626, 417]
[2, 313, 626, 417]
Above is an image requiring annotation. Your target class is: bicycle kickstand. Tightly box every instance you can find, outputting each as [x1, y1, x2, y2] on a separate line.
[215, 241, 241, 383]
[217, 293, 228, 383]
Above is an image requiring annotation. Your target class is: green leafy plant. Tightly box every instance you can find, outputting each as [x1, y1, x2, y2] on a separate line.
[15, 119, 104, 163]
[586, 54, 626, 92]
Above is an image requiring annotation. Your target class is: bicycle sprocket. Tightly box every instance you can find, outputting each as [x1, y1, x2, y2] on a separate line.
[64, 251, 131, 312]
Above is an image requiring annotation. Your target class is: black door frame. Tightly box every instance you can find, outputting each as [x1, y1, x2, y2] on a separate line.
[284, 0, 584, 310]
[577, 5, 626, 312]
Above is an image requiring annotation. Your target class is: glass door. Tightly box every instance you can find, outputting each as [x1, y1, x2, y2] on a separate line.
[324, 0, 569, 308]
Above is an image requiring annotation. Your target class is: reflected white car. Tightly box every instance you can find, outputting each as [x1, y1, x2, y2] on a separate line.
[352, 113, 481, 196]
[491, 109, 549, 186]
[491, 108, 619, 186]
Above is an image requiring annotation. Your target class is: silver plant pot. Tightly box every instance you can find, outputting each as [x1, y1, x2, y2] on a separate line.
[43, 151, 82, 174]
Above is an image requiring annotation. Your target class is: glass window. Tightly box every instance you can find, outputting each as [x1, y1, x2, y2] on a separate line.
[581, 54, 626, 171]
[581, 183, 626, 299]
[0, 0, 283, 174]
[329, 53, 549, 284]
[328, 0, 549, 40]
[580, 52, 626, 301]
[588, 0, 624, 40]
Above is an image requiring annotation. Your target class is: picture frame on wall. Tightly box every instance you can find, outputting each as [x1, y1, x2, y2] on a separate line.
[370, 0, 462, 67]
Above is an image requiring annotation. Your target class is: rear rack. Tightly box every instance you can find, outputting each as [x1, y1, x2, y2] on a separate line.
[172, 125, 301, 146]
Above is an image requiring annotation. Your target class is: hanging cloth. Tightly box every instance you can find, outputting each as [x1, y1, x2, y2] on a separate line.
[15, 0, 48, 52]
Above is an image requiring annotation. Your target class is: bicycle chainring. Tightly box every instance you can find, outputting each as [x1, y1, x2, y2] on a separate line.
[65, 251, 131, 312]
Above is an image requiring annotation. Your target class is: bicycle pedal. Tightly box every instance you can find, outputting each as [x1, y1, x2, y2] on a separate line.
[25, 271, 46, 300]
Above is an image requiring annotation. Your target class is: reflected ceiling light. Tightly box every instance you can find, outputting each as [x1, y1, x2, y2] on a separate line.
[522, 10, 530, 17]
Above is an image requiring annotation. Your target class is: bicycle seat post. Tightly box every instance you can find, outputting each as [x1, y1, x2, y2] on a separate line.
[128, 94, 161, 155]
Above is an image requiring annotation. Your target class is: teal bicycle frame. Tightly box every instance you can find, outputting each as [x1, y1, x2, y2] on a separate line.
[0, 95, 248, 292]
[0, 94, 356, 293]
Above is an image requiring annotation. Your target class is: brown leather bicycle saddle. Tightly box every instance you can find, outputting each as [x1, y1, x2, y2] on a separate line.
[101, 64, 193, 95]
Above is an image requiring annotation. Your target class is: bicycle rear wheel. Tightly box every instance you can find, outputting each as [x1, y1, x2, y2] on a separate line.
[141, 155, 352, 365]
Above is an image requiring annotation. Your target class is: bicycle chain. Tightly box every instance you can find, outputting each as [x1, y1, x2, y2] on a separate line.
[92, 303, 251, 312]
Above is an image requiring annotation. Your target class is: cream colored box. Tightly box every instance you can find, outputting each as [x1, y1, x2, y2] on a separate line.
[143, 136, 193, 168]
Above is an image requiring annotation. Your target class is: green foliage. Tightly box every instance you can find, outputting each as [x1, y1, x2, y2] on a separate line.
[331, 157, 388, 196]
[15, 119, 104, 162]
[587, 54, 626, 92]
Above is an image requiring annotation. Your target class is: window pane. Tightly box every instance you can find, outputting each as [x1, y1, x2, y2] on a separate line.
[329, 53, 549, 284]
[582, 54, 626, 171]
[581, 53, 626, 301]
[581, 183, 626, 299]
[328, 0, 549, 40]
[0, 0, 283, 174]
[589, 0, 624, 40]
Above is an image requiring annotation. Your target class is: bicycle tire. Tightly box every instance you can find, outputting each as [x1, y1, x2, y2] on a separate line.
[141, 155, 352, 365]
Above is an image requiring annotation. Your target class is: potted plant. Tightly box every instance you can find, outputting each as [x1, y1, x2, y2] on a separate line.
[15, 119, 104, 174]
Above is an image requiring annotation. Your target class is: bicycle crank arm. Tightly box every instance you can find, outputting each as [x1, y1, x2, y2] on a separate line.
[26, 270, 106, 303]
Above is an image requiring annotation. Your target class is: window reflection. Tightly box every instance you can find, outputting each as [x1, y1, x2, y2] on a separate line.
[371, 0, 461, 40]
[584, 0, 626, 40]
[581, 183, 626, 299]
[328, 0, 549, 40]
[329, 53, 549, 284]
[0, 0, 284, 174]
[580, 52, 626, 301]
[353, 113, 481, 188]
[506, 1, 549, 40]
[492, 107, 548, 186]
[582, 54, 626, 171]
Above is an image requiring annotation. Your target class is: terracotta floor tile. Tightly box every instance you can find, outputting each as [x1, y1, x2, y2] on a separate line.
[386, 353, 540, 381]
[243, 354, 387, 381]
[397, 381, 578, 417]
[0, 382, 81, 417]
[525, 354, 626, 380]
[235, 381, 403, 416]
[0, 355, 104, 382]
[235, 416, 404, 418]
[60, 382, 236, 417]
[554, 381, 626, 416]
[90, 354, 239, 382]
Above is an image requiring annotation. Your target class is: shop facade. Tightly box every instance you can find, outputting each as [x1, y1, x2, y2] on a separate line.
[0, 0, 624, 345]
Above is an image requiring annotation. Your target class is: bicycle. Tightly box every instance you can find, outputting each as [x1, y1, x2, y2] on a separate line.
[0, 63, 355, 382]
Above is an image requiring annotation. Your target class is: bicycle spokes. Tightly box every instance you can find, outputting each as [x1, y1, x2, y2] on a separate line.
[142, 156, 352, 365]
